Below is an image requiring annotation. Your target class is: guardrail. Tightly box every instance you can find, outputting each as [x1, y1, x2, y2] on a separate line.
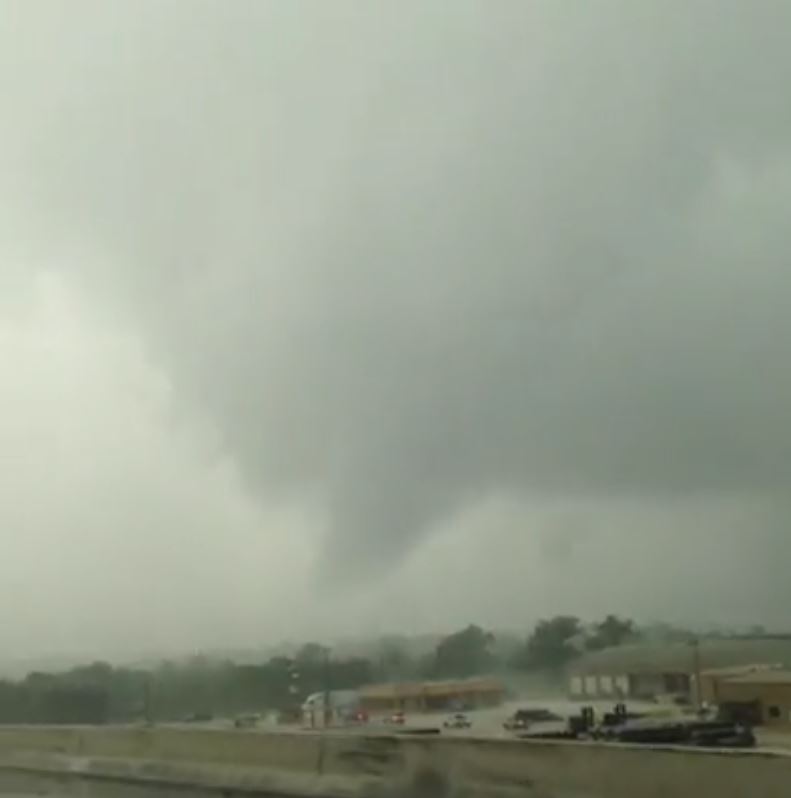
[0, 726, 787, 797]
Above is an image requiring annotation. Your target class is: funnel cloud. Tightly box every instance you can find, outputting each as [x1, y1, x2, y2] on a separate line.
[0, 0, 789, 654]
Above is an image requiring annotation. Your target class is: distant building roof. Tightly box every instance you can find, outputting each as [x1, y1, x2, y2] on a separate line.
[723, 669, 791, 686]
[569, 639, 791, 676]
[699, 664, 780, 679]
[359, 677, 504, 701]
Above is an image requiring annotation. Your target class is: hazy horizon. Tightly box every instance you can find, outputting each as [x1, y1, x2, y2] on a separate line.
[0, 615, 782, 677]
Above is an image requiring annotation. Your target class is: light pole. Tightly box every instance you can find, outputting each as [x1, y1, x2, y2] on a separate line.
[287, 659, 302, 725]
[323, 648, 332, 728]
[690, 638, 702, 711]
[316, 648, 332, 776]
[144, 673, 152, 725]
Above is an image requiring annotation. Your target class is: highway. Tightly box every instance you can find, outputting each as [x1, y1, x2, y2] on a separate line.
[155, 691, 789, 753]
[362, 697, 670, 736]
[170, 696, 671, 737]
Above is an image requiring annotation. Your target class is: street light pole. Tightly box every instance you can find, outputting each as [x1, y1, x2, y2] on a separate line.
[323, 648, 332, 728]
[316, 648, 332, 777]
[691, 638, 702, 711]
[287, 660, 302, 727]
[143, 673, 152, 725]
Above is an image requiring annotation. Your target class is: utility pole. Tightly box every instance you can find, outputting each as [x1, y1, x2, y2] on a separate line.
[691, 638, 702, 711]
[142, 672, 153, 725]
[323, 648, 332, 728]
[287, 660, 302, 725]
[316, 648, 332, 777]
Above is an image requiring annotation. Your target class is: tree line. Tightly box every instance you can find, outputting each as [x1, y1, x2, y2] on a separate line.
[0, 614, 651, 724]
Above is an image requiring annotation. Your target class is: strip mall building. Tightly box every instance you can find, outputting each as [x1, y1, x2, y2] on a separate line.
[359, 677, 505, 714]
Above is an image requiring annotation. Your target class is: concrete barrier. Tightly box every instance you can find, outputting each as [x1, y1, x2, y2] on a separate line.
[0, 726, 787, 797]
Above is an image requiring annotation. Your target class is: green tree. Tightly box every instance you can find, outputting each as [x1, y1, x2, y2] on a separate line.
[330, 657, 374, 689]
[376, 642, 414, 681]
[433, 625, 495, 678]
[521, 616, 582, 671]
[0, 647, 381, 725]
[295, 642, 330, 667]
[585, 615, 637, 651]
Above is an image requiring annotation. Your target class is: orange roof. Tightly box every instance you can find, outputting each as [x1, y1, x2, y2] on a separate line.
[359, 677, 504, 700]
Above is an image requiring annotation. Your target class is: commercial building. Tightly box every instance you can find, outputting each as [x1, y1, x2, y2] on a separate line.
[358, 677, 505, 714]
[712, 670, 791, 727]
[569, 664, 689, 701]
[569, 643, 695, 700]
[568, 639, 791, 702]
[695, 664, 780, 706]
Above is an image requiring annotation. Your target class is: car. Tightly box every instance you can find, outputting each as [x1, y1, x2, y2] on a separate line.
[234, 713, 260, 729]
[384, 710, 406, 725]
[503, 715, 528, 731]
[340, 709, 369, 725]
[443, 712, 472, 729]
[503, 708, 562, 731]
[181, 712, 213, 723]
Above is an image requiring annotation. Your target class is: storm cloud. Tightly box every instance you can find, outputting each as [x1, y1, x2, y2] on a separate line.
[0, 0, 790, 650]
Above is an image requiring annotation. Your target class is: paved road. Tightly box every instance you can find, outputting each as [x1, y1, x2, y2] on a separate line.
[174, 697, 672, 738]
[379, 697, 669, 737]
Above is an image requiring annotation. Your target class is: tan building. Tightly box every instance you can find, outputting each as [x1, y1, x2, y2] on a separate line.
[569, 668, 689, 701]
[568, 643, 695, 700]
[359, 677, 504, 714]
[569, 639, 791, 702]
[695, 664, 780, 706]
[710, 670, 791, 727]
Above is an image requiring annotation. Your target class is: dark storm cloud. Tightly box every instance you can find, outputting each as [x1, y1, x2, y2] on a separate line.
[3, 0, 791, 579]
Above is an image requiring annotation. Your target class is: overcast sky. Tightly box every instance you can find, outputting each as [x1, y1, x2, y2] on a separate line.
[0, 0, 789, 660]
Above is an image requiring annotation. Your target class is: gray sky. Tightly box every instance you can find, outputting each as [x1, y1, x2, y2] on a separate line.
[0, 0, 789, 659]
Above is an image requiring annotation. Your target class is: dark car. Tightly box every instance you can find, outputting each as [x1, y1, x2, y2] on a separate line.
[347, 709, 369, 725]
[234, 713, 260, 729]
[181, 712, 213, 723]
[504, 708, 562, 731]
[443, 712, 472, 729]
